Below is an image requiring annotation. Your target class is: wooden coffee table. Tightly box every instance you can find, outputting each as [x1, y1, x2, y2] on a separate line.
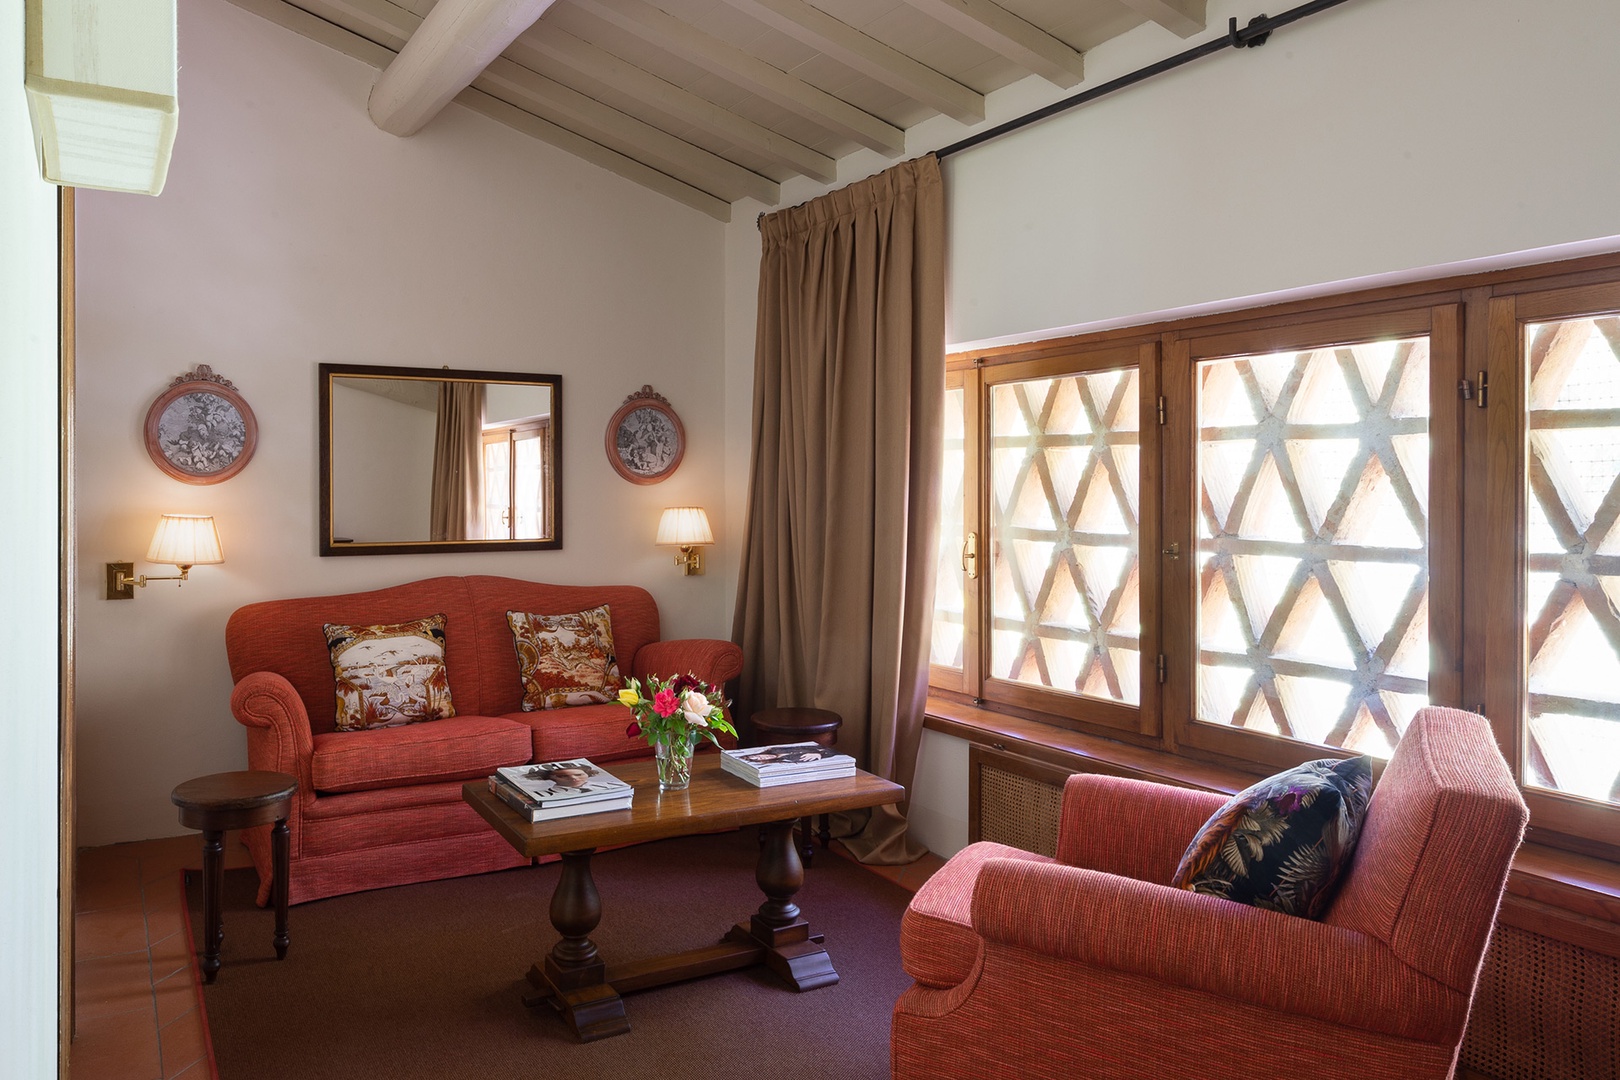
[463, 755, 903, 1042]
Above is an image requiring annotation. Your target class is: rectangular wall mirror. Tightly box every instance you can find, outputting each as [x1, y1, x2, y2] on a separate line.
[319, 363, 562, 556]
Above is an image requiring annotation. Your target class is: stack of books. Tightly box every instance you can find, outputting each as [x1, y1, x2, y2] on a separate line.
[721, 742, 857, 788]
[487, 758, 633, 822]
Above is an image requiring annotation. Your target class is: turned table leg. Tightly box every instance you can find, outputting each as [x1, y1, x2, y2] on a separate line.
[272, 817, 290, 960]
[526, 849, 628, 1042]
[201, 829, 225, 984]
[726, 819, 838, 991]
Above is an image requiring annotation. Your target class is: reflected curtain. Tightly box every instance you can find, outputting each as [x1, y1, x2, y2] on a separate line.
[732, 156, 944, 864]
[429, 382, 486, 541]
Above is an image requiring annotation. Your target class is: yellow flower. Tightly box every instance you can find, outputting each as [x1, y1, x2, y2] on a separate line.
[617, 688, 641, 708]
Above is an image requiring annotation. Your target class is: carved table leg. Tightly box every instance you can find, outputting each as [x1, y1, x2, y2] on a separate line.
[525, 849, 628, 1042]
[817, 813, 832, 852]
[272, 817, 290, 960]
[725, 819, 838, 991]
[201, 829, 225, 984]
[798, 815, 815, 867]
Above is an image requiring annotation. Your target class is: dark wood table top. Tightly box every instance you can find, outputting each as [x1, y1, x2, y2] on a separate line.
[463, 755, 902, 859]
[171, 770, 298, 812]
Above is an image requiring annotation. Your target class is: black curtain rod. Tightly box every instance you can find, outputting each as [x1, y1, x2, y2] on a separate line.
[934, 0, 1359, 161]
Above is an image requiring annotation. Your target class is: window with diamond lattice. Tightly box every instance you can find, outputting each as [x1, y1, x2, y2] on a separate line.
[990, 367, 1141, 704]
[1525, 315, 1620, 808]
[1195, 339, 1430, 755]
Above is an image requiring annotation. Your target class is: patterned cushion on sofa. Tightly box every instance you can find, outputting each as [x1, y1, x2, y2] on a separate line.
[323, 613, 455, 731]
[507, 605, 621, 710]
[309, 715, 533, 794]
[1171, 756, 1373, 918]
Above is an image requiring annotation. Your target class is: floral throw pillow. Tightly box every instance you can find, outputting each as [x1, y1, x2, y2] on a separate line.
[1170, 756, 1372, 919]
[507, 605, 620, 711]
[322, 614, 456, 731]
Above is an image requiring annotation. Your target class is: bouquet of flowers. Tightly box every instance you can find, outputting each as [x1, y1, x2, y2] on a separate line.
[618, 672, 737, 766]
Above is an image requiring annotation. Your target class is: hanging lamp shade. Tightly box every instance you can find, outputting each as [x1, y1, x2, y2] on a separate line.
[24, 0, 179, 195]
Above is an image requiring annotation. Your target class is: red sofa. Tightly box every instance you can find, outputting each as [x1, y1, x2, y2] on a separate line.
[892, 707, 1527, 1079]
[225, 575, 743, 905]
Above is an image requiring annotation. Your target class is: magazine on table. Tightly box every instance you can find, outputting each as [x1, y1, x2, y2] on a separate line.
[494, 759, 632, 805]
[487, 774, 633, 822]
[721, 742, 856, 776]
[738, 764, 857, 789]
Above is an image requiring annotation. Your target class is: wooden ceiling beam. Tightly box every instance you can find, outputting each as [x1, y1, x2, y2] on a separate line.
[573, 0, 906, 156]
[223, 0, 732, 219]
[722, 0, 984, 124]
[511, 27, 838, 183]
[476, 57, 779, 203]
[1115, 0, 1206, 39]
[369, 0, 562, 136]
[899, 0, 1085, 89]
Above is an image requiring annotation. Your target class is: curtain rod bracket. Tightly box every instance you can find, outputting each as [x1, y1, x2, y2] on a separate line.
[1230, 15, 1273, 48]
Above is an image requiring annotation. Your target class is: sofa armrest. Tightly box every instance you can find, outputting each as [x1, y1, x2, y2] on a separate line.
[1056, 773, 1228, 883]
[969, 857, 1465, 1044]
[633, 638, 743, 687]
[230, 672, 316, 792]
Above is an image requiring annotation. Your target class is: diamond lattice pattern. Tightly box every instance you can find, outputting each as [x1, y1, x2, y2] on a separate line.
[990, 369, 1141, 704]
[1196, 340, 1430, 755]
[932, 386, 967, 669]
[1526, 315, 1620, 807]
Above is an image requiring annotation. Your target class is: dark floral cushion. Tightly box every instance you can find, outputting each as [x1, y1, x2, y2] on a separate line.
[1170, 756, 1372, 919]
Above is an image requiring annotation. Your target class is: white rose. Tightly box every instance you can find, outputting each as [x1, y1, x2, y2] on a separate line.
[683, 709, 710, 728]
[681, 689, 710, 715]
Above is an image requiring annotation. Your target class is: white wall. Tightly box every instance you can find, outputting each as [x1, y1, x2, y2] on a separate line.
[0, 0, 62, 1069]
[74, 0, 727, 846]
[721, 0, 1620, 843]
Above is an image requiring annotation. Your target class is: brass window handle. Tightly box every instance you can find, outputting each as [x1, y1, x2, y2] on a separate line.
[963, 532, 979, 579]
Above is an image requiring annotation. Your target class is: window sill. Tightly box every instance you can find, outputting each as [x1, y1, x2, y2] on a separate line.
[925, 695, 1620, 954]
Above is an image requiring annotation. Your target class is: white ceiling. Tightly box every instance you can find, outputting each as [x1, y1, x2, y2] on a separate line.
[227, 0, 1210, 219]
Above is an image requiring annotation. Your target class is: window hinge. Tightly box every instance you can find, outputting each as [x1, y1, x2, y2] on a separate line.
[1157, 395, 1166, 425]
[1156, 653, 1166, 684]
[1459, 372, 1488, 407]
[1477, 370, 1488, 408]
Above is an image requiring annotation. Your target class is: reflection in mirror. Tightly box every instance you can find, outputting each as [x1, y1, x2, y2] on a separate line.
[319, 364, 562, 555]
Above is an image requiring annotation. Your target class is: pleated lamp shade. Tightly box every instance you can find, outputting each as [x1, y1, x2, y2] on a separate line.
[656, 507, 714, 547]
[146, 514, 224, 567]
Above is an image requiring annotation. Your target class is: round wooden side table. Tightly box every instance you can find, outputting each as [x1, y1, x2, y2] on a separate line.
[749, 707, 843, 867]
[171, 770, 297, 983]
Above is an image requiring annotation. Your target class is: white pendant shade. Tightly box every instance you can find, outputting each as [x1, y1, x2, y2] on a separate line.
[656, 506, 714, 547]
[146, 515, 224, 567]
[24, 0, 179, 195]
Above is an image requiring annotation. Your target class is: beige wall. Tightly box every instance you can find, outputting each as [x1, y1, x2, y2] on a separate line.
[1, 0, 63, 1066]
[73, 0, 727, 845]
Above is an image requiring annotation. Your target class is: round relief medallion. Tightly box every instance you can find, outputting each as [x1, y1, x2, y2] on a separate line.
[605, 385, 685, 485]
[143, 365, 258, 484]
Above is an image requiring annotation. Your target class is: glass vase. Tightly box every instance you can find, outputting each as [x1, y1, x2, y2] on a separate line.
[656, 737, 695, 792]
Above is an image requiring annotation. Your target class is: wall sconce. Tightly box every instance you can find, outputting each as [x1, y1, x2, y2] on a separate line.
[656, 507, 713, 576]
[107, 514, 224, 599]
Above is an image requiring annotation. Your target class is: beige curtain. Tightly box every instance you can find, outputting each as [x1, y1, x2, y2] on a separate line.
[732, 156, 944, 864]
[429, 382, 486, 541]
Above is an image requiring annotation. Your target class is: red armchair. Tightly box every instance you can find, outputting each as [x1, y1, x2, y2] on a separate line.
[892, 707, 1528, 1079]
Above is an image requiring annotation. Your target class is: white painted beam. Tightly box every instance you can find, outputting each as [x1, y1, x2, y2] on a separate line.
[899, 0, 1085, 89]
[1115, 0, 1206, 39]
[722, 0, 984, 124]
[369, 0, 561, 136]
[574, 0, 906, 156]
[512, 27, 837, 182]
[223, 0, 732, 219]
[477, 57, 778, 203]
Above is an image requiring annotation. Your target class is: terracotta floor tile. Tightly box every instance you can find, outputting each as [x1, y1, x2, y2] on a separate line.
[148, 929, 194, 985]
[167, 1060, 210, 1080]
[77, 861, 146, 914]
[78, 843, 142, 883]
[77, 903, 154, 960]
[70, 1003, 163, 1080]
[76, 952, 157, 1023]
[153, 968, 197, 1029]
[138, 836, 205, 884]
[143, 873, 187, 944]
[159, 1004, 208, 1079]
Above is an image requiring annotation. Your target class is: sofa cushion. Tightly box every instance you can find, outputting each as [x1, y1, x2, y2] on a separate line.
[900, 842, 1055, 988]
[310, 715, 533, 794]
[502, 704, 653, 764]
[322, 613, 456, 731]
[1171, 755, 1372, 919]
[507, 605, 621, 710]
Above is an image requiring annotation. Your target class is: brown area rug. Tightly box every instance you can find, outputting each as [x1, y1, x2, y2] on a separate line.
[187, 830, 913, 1080]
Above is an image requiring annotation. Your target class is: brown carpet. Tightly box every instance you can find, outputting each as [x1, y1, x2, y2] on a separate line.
[187, 830, 914, 1080]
